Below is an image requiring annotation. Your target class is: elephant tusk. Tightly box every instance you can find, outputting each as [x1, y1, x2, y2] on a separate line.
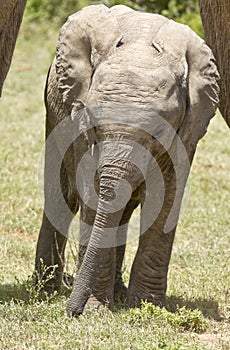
[91, 143, 95, 157]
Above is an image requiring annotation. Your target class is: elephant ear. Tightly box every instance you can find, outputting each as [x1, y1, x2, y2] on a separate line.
[56, 5, 122, 110]
[178, 27, 220, 158]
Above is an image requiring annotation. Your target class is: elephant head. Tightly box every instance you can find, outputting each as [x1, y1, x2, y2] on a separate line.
[37, 5, 219, 315]
[55, 4, 219, 154]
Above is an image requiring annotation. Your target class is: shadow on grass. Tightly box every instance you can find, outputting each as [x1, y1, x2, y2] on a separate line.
[113, 295, 222, 322]
[0, 281, 222, 322]
[0, 278, 72, 305]
[0, 282, 33, 303]
[166, 295, 222, 321]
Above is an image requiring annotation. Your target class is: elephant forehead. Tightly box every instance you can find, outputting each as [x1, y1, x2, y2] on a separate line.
[96, 37, 187, 88]
[115, 11, 169, 40]
[89, 61, 186, 105]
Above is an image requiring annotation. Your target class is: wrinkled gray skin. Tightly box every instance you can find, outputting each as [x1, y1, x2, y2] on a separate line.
[0, 0, 27, 96]
[35, 5, 219, 315]
[198, 0, 230, 127]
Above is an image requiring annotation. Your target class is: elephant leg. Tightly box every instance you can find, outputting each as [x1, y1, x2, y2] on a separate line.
[35, 213, 69, 292]
[127, 155, 191, 308]
[35, 144, 79, 292]
[114, 198, 139, 300]
[127, 225, 176, 307]
[114, 243, 127, 300]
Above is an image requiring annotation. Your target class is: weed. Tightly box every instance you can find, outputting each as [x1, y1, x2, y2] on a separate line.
[127, 302, 208, 333]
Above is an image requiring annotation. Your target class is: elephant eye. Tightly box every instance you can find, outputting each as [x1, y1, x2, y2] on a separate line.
[152, 42, 163, 54]
[116, 38, 124, 48]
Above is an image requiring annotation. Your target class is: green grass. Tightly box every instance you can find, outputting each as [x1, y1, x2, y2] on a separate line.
[0, 20, 229, 349]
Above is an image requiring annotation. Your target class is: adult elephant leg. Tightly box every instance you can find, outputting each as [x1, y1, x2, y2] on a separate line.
[128, 153, 192, 308]
[198, 0, 230, 127]
[115, 198, 139, 300]
[0, 0, 27, 96]
[35, 139, 79, 292]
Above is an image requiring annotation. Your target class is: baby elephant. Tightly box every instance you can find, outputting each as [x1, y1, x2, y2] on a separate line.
[35, 5, 219, 315]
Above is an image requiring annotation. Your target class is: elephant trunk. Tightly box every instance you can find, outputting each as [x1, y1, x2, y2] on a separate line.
[66, 140, 144, 315]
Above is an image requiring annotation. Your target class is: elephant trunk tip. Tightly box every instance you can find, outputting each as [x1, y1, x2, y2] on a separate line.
[66, 301, 84, 317]
[66, 283, 92, 316]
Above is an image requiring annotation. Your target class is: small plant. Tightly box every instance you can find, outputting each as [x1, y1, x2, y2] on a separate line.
[14, 260, 59, 304]
[127, 302, 208, 333]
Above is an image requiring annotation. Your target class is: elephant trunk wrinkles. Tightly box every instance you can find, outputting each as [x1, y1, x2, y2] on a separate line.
[66, 141, 143, 315]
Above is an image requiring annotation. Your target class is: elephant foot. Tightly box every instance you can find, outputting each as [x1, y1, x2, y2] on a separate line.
[114, 279, 128, 301]
[67, 290, 114, 316]
[127, 292, 166, 309]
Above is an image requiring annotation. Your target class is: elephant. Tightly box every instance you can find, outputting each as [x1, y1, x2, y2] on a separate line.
[0, 0, 27, 97]
[35, 4, 219, 316]
[198, 0, 230, 128]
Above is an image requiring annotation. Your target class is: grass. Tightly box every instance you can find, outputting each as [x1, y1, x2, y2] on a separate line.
[0, 19, 229, 350]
